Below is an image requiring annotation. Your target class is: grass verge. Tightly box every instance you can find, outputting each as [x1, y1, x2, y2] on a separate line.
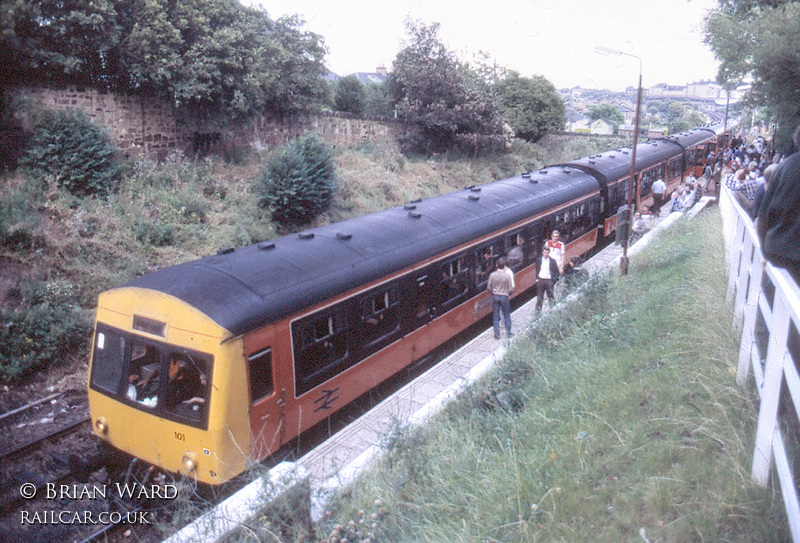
[322, 208, 790, 543]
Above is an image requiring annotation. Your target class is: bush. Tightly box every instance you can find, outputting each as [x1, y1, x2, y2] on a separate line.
[21, 109, 120, 197]
[0, 280, 91, 384]
[0, 181, 40, 250]
[258, 134, 338, 227]
[335, 74, 366, 114]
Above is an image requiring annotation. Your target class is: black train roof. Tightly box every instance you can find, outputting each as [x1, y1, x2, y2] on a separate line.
[563, 126, 720, 183]
[121, 168, 601, 336]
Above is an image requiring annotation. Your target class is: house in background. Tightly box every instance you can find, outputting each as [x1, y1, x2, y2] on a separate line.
[565, 108, 590, 132]
[355, 65, 388, 85]
[323, 66, 389, 85]
[590, 118, 615, 135]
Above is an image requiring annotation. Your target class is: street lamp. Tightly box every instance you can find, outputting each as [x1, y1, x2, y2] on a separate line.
[594, 45, 643, 276]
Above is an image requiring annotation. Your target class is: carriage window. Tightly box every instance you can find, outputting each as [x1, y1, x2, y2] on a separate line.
[361, 286, 400, 345]
[164, 351, 210, 421]
[475, 242, 501, 286]
[504, 232, 524, 270]
[125, 339, 161, 408]
[248, 348, 274, 403]
[293, 308, 350, 395]
[90, 327, 127, 395]
[440, 256, 469, 304]
[668, 157, 683, 179]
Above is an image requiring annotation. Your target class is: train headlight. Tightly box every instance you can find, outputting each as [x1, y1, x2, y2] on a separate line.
[95, 417, 108, 434]
[182, 452, 198, 472]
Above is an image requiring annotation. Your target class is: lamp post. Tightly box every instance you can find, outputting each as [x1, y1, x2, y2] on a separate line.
[594, 45, 643, 276]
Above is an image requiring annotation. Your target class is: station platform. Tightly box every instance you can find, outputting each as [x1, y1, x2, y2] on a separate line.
[164, 197, 715, 542]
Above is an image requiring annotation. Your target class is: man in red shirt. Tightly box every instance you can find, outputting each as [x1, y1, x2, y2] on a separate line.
[545, 230, 565, 274]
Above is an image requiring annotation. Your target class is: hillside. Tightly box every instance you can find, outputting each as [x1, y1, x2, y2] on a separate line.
[0, 134, 630, 404]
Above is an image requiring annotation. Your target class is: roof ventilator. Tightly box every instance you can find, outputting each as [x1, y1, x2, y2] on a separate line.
[257, 242, 276, 251]
[217, 247, 234, 255]
[468, 194, 480, 201]
[408, 211, 422, 219]
[299, 232, 315, 240]
[336, 232, 352, 240]
[404, 203, 417, 210]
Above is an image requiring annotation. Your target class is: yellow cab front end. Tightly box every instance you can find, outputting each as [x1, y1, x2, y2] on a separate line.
[87, 287, 251, 485]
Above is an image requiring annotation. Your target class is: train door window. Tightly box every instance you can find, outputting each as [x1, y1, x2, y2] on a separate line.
[526, 222, 544, 264]
[689, 148, 704, 167]
[668, 157, 682, 179]
[640, 168, 657, 198]
[125, 338, 161, 408]
[439, 255, 469, 309]
[474, 242, 501, 288]
[503, 232, 524, 271]
[164, 350, 211, 422]
[573, 203, 591, 235]
[293, 308, 350, 396]
[360, 285, 401, 347]
[411, 273, 434, 319]
[554, 211, 567, 234]
[90, 326, 127, 395]
[248, 348, 274, 403]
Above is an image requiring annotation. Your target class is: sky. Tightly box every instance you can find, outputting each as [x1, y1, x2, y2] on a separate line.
[245, 0, 722, 92]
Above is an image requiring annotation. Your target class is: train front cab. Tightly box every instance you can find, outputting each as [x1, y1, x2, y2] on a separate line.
[87, 287, 254, 485]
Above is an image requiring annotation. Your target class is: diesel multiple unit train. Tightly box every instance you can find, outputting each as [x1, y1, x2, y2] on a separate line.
[87, 122, 727, 484]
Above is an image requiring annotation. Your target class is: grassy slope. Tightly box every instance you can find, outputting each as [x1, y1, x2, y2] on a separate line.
[322, 208, 789, 543]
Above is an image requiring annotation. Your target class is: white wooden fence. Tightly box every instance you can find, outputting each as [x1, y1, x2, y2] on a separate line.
[720, 185, 800, 540]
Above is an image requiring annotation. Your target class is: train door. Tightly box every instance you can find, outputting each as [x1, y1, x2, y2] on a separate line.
[244, 330, 284, 459]
[410, 269, 437, 329]
[526, 222, 545, 264]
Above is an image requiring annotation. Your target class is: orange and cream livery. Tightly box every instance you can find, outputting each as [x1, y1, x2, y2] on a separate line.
[86, 123, 727, 484]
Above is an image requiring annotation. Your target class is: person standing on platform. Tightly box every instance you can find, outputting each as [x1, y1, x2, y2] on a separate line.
[652, 177, 667, 215]
[535, 246, 560, 311]
[545, 230, 566, 274]
[487, 258, 514, 339]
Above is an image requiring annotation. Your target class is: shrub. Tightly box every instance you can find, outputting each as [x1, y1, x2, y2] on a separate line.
[258, 134, 337, 227]
[0, 280, 91, 384]
[335, 74, 366, 114]
[0, 181, 40, 250]
[21, 109, 120, 197]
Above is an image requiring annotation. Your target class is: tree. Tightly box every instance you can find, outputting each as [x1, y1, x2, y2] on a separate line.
[258, 134, 337, 227]
[0, 0, 122, 87]
[494, 72, 564, 142]
[704, 0, 800, 151]
[335, 74, 366, 114]
[586, 103, 624, 132]
[21, 110, 120, 197]
[1, 0, 331, 122]
[391, 19, 506, 155]
[260, 14, 331, 116]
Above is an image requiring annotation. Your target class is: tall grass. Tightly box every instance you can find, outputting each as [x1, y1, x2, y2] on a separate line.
[322, 209, 789, 542]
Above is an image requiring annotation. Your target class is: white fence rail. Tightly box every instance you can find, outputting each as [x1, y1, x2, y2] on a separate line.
[720, 185, 800, 540]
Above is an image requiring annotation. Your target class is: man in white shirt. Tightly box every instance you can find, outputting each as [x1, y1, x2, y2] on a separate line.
[535, 247, 560, 311]
[652, 178, 667, 215]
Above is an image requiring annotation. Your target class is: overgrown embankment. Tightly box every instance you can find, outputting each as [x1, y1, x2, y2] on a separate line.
[0, 133, 628, 387]
[321, 208, 789, 542]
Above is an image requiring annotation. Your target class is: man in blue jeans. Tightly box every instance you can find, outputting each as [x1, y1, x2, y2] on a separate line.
[487, 257, 514, 339]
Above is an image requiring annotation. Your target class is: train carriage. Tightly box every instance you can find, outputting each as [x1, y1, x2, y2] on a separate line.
[88, 166, 607, 484]
[86, 122, 727, 485]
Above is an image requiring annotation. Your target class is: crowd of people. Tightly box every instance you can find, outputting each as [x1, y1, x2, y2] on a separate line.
[487, 122, 800, 337]
[755, 124, 800, 283]
[487, 230, 584, 339]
